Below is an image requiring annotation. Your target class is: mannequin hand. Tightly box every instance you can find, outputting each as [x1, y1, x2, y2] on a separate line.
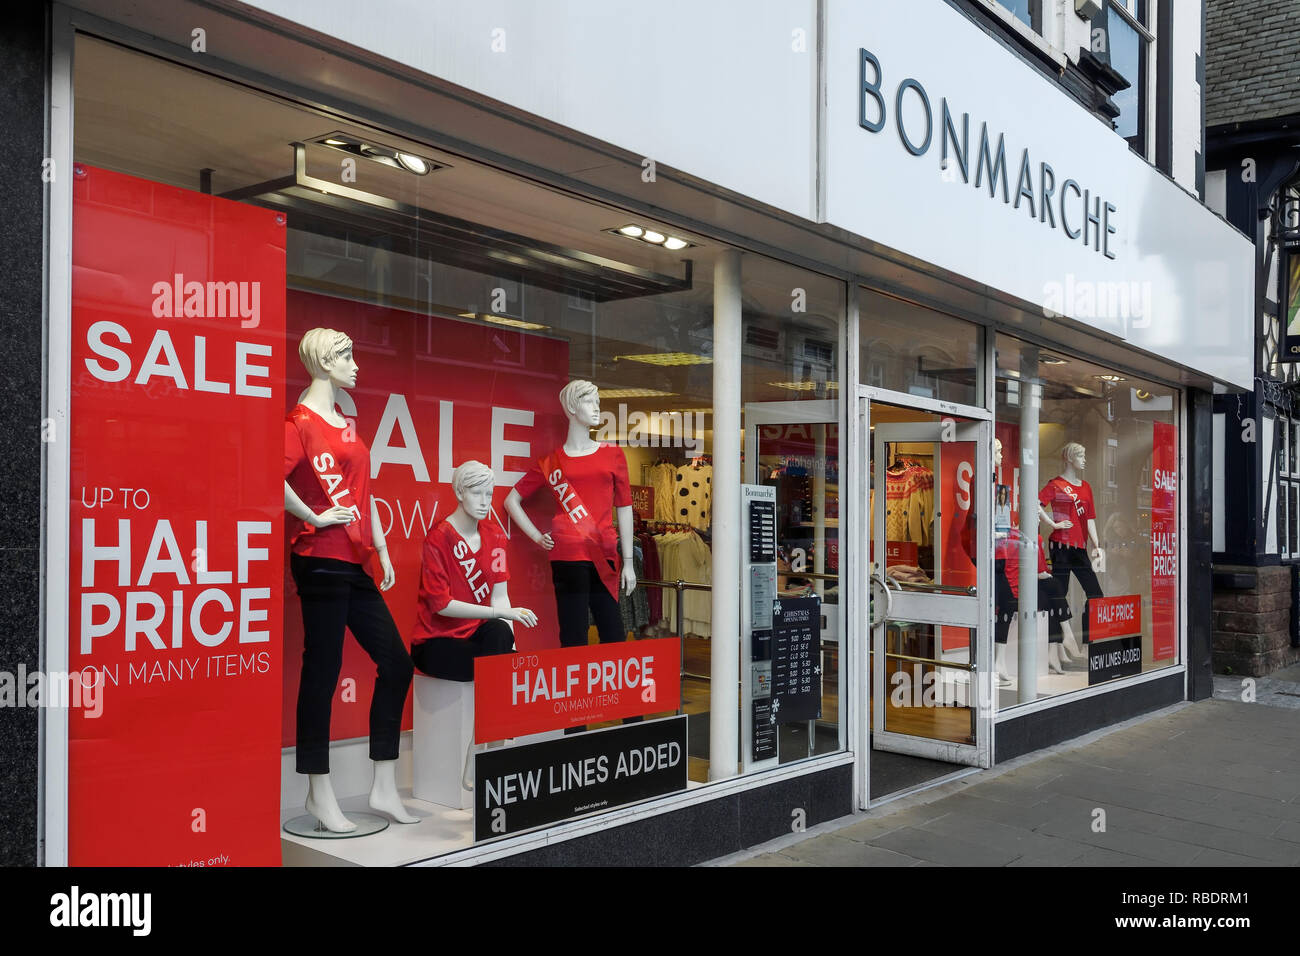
[1054, 518, 1073, 531]
[621, 565, 637, 596]
[533, 532, 555, 551]
[310, 506, 355, 528]
[501, 607, 538, 628]
[378, 549, 395, 591]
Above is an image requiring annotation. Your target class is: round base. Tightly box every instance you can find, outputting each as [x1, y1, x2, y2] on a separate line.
[282, 811, 390, 839]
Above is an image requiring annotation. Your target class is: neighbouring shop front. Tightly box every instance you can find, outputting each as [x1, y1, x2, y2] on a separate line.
[37, 0, 1249, 866]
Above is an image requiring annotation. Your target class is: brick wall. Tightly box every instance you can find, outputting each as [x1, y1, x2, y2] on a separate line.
[1211, 565, 1300, 676]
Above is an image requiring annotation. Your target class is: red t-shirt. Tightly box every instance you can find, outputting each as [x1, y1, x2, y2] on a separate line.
[512, 444, 632, 563]
[1038, 476, 1096, 549]
[1003, 532, 1049, 597]
[412, 518, 510, 643]
[284, 405, 373, 563]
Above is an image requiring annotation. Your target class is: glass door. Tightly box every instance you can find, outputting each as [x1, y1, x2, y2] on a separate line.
[867, 400, 991, 767]
[743, 401, 842, 765]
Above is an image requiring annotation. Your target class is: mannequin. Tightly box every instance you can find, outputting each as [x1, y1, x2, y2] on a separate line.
[1039, 442, 1105, 643]
[989, 439, 1083, 678]
[411, 461, 537, 790]
[505, 379, 637, 646]
[284, 328, 415, 831]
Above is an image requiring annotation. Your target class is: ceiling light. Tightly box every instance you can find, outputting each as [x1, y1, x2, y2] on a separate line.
[604, 225, 696, 250]
[615, 352, 713, 367]
[397, 152, 431, 175]
[1040, 356, 1068, 365]
[1095, 374, 1126, 383]
[767, 381, 838, 391]
[458, 311, 549, 331]
[598, 388, 677, 399]
[323, 138, 349, 146]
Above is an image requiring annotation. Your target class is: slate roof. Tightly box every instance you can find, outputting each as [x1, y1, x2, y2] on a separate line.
[1205, 0, 1300, 128]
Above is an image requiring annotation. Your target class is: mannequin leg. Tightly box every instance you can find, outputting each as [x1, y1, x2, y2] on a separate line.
[305, 773, 356, 833]
[1060, 621, 1084, 660]
[370, 759, 419, 823]
[1047, 643, 1065, 674]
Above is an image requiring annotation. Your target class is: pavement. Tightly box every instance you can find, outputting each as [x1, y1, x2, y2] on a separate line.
[714, 674, 1300, 867]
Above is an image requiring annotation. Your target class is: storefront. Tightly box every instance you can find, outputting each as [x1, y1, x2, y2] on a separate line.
[30, 0, 1250, 866]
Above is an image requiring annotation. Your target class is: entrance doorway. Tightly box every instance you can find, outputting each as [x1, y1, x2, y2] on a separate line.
[860, 393, 992, 801]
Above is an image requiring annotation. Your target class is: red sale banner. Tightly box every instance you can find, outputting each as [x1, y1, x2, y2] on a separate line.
[1151, 422, 1177, 660]
[1089, 595, 1142, 642]
[282, 292, 570, 745]
[473, 638, 681, 741]
[630, 485, 654, 520]
[886, 541, 918, 566]
[69, 166, 285, 865]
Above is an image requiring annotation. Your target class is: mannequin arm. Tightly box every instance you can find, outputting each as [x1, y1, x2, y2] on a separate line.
[438, 583, 536, 628]
[504, 488, 553, 549]
[284, 481, 353, 528]
[1087, 518, 1101, 554]
[1038, 504, 1071, 530]
[371, 499, 395, 591]
[617, 504, 636, 595]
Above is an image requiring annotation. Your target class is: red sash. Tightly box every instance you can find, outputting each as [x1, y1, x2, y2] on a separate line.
[540, 450, 621, 601]
[288, 406, 382, 582]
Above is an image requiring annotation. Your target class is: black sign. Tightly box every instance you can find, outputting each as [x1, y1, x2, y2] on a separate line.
[473, 716, 688, 841]
[772, 596, 822, 723]
[752, 698, 777, 761]
[749, 500, 776, 562]
[1088, 635, 1142, 685]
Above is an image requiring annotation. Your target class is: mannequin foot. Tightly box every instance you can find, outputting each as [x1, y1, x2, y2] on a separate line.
[305, 777, 357, 833]
[1063, 630, 1085, 659]
[996, 671, 1013, 686]
[369, 760, 418, 824]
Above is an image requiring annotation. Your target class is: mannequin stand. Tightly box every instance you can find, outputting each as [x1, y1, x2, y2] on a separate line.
[283, 812, 389, 839]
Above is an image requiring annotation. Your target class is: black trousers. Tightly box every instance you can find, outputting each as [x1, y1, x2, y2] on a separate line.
[411, 619, 515, 681]
[290, 554, 413, 774]
[551, 559, 639, 731]
[1049, 542, 1104, 641]
[995, 560, 1069, 645]
[551, 560, 626, 647]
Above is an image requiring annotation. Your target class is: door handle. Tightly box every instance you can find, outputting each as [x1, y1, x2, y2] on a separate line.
[868, 569, 894, 626]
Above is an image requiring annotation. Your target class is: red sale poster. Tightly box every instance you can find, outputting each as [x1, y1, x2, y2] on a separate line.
[281, 292, 571, 745]
[1089, 595, 1143, 641]
[1151, 422, 1177, 659]
[940, 437, 976, 651]
[473, 639, 681, 741]
[69, 166, 285, 865]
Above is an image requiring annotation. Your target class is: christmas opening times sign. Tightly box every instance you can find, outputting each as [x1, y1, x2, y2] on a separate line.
[771, 597, 822, 724]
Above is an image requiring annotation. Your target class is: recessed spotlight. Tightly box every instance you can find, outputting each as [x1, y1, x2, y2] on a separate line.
[604, 225, 696, 250]
[397, 152, 430, 175]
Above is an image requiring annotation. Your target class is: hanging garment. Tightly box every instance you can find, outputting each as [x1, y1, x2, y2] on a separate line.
[651, 462, 678, 523]
[672, 462, 713, 532]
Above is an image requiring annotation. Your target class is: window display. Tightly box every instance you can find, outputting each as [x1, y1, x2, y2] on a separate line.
[70, 34, 845, 864]
[994, 334, 1179, 708]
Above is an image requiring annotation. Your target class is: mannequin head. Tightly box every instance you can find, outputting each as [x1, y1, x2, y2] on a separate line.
[993, 437, 1003, 470]
[558, 379, 601, 429]
[451, 460, 495, 521]
[298, 328, 357, 389]
[1061, 441, 1086, 474]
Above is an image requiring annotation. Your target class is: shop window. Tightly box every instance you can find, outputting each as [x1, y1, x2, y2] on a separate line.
[994, 335, 1178, 709]
[68, 35, 844, 864]
[1107, 0, 1149, 156]
[859, 289, 983, 408]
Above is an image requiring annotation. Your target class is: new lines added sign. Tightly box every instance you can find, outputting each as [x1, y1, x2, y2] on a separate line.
[1088, 595, 1143, 685]
[474, 716, 688, 841]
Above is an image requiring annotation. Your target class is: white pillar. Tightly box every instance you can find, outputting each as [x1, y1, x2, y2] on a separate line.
[1017, 346, 1040, 703]
[710, 248, 742, 781]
